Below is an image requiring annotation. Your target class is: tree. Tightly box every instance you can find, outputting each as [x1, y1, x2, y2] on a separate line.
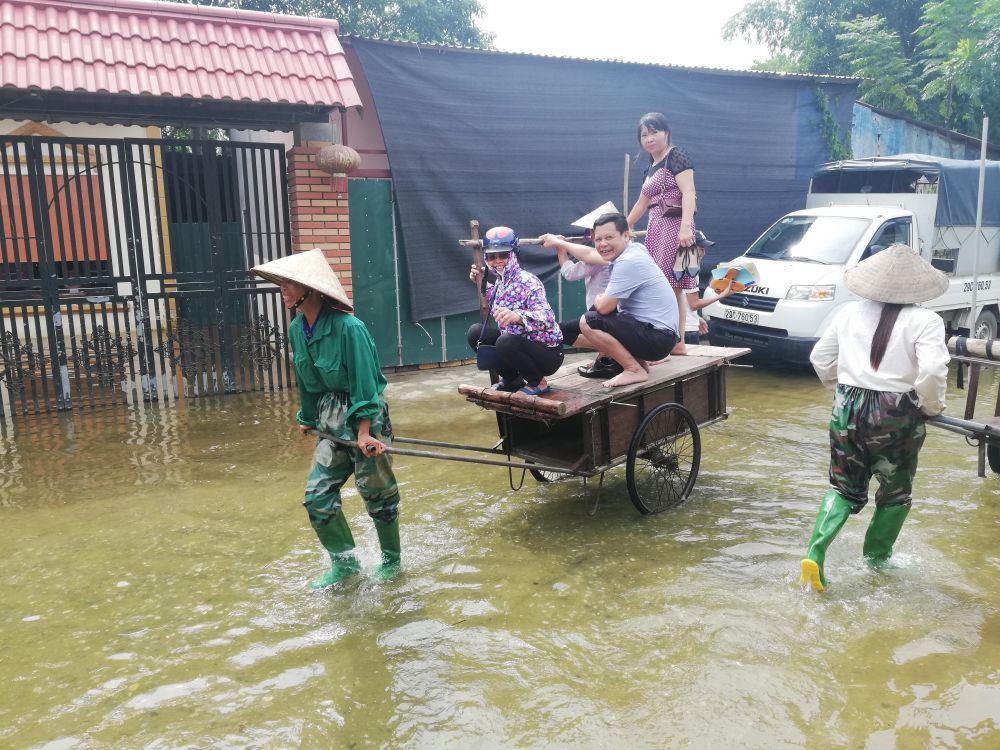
[725, 0, 999, 143]
[837, 15, 919, 114]
[173, 0, 492, 47]
[918, 0, 994, 135]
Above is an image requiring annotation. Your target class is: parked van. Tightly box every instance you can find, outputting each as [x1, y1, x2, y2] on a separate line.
[704, 154, 1000, 363]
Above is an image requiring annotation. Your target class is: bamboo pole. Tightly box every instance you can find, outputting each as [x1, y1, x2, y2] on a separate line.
[460, 230, 647, 250]
[459, 383, 567, 416]
[470, 220, 488, 323]
[623, 153, 631, 215]
[464, 398, 557, 421]
[948, 336, 1000, 360]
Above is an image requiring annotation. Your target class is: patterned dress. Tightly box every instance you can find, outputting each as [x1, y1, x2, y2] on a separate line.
[640, 147, 696, 290]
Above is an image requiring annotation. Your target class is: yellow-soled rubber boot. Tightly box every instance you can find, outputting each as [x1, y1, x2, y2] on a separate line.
[799, 490, 855, 592]
[799, 559, 825, 592]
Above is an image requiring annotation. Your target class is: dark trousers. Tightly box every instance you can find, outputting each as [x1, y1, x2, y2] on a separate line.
[558, 305, 596, 346]
[467, 324, 564, 385]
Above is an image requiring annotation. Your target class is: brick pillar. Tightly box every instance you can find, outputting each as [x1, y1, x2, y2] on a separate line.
[287, 141, 354, 302]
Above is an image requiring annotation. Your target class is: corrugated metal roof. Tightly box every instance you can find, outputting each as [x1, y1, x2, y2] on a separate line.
[0, 0, 361, 108]
[343, 35, 860, 84]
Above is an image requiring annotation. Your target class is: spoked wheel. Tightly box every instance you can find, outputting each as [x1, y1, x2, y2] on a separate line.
[988, 443, 1000, 475]
[528, 462, 568, 483]
[626, 403, 701, 514]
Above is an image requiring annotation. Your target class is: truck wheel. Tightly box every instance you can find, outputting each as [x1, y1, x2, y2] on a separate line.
[974, 309, 999, 340]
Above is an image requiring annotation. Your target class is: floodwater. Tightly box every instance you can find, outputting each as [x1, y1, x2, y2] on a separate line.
[2, 355, 999, 749]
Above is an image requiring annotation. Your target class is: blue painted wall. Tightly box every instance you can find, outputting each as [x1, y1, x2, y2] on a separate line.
[852, 103, 999, 160]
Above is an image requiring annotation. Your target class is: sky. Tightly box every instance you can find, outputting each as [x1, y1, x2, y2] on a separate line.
[476, 0, 772, 71]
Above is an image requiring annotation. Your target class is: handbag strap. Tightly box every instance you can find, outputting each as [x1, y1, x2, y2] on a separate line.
[477, 277, 501, 345]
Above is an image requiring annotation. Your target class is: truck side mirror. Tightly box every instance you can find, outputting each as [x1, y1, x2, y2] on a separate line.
[861, 244, 885, 261]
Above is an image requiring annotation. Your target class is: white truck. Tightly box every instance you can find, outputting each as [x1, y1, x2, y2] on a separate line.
[704, 154, 1000, 364]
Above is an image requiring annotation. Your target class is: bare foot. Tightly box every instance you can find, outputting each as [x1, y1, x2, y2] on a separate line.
[671, 342, 688, 356]
[602, 369, 649, 388]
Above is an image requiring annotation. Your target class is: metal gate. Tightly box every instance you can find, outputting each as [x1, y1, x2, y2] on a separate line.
[0, 136, 294, 417]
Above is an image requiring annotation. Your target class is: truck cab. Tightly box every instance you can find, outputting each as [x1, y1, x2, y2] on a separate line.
[704, 206, 917, 364]
[704, 154, 1000, 364]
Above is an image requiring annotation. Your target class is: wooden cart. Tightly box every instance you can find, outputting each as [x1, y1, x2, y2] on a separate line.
[458, 344, 750, 513]
[317, 345, 749, 514]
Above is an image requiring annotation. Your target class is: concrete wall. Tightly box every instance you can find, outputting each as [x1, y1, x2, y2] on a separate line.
[852, 103, 1000, 160]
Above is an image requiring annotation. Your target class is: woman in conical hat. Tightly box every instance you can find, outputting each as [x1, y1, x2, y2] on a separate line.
[800, 244, 950, 592]
[252, 249, 402, 587]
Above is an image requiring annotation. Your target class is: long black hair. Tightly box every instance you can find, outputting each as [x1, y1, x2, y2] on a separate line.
[870, 303, 905, 370]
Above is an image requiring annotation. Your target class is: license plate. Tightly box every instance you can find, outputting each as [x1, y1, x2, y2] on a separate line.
[725, 309, 759, 325]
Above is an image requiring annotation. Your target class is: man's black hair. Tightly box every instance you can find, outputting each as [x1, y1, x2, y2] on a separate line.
[593, 212, 629, 234]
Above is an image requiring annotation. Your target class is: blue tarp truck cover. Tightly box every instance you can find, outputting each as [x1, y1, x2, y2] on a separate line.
[811, 154, 1000, 227]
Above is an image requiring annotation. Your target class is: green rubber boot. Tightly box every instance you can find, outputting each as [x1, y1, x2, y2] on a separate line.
[371, 516, 401, 582]
[799, 490, 855, 592]
[863, 504, 910, 569]
[308, 511, 360, 589]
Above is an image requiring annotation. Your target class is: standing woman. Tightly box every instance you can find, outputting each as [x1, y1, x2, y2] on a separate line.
[252, 249, 402, 588]
[627, 112, 698, 355]
[801, 245, 949, 592]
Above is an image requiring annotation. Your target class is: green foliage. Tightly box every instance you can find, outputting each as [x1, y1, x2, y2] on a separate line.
[814, 88, 852, 160]
[725, 0, 999, 143]
[161, 126, 228, 141]
[837, 15, 919, 114]
[172, 0, 491, 47]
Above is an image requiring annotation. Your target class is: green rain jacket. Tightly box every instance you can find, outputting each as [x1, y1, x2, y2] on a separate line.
[288, 306, 387, 431]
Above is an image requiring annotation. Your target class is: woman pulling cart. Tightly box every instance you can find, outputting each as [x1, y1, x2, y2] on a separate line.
[252, 249, 403, 588]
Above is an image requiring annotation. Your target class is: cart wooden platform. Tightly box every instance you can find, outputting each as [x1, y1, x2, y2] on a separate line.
[458, 344, 750, 513]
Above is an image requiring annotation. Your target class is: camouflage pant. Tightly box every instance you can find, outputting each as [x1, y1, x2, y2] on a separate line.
[303, 392, 400, 527]
[828, 384, 926, 511]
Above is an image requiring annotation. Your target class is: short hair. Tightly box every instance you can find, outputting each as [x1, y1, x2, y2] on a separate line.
[637, 112, 671, 143]
[593, 212, 629, 234]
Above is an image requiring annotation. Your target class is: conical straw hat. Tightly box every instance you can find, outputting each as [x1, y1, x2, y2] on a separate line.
[844, 244, 948, 304]
[251, 248, 353, 312]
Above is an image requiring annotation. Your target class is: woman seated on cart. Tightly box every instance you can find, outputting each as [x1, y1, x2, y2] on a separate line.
[467, 226, 564, 396]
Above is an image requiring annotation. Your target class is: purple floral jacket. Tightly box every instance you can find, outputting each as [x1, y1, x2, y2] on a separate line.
[485, 253, 563, 347]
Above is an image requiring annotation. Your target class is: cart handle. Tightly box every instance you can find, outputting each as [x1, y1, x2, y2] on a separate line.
[308, 429, 584, 477]
[926, 414, 1000, 441]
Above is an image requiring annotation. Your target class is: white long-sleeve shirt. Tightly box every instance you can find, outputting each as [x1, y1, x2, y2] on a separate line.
[810, 299, 949, 416]
[560, 260, 609, 309]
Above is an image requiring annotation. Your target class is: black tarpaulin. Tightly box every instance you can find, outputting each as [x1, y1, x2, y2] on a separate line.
[349, 38, 857, 320]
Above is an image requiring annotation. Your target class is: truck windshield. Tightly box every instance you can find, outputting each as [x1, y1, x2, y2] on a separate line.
[743, 215, 872, 265]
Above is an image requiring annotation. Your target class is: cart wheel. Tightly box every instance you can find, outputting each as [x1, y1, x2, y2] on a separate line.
[527, 462, 566, 483]
[626, 403, 701, 514]
[988, 444, 1000, 475]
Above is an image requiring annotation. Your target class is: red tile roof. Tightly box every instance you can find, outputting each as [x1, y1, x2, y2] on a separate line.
[0, 0, 361, 108]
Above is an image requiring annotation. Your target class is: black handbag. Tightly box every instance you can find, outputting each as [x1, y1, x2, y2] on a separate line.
[476, 344, 501, 371]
